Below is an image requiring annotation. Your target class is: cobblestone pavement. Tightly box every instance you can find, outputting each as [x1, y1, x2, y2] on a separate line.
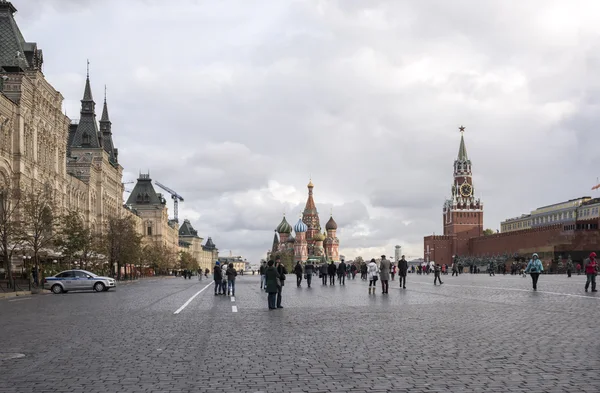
[0, 273, 598, 393]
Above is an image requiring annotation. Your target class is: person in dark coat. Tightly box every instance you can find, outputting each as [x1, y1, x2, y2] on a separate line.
[398, 255, 408, 289]
[337, 259, 347, 285]
[213, 262, 223, 295]
[276, 258, 287, 308]
[350, 263, 357, 279]
[265, 260, 279, 309]
[360, 262, 368, 280]
[226, 263, 237, 296]
[304, 260, 315, 288]
[294, 261, 303, 287]
[327, 260, 337, 285]
[320, 261, 328, 285]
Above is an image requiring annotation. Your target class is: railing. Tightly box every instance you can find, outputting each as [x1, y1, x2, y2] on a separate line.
[0, 278, 32, 293]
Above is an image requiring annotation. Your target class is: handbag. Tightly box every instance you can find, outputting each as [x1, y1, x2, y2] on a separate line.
[304, 274, 307, 279]
[372, 275, 378, 282]
[276, 277, 282, 288]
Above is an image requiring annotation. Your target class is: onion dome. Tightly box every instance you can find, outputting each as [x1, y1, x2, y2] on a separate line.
[325, 216, 337, 230]
[276, 216, 292, 234]
[307, 179, 314, 188]
[313, 231, 326, 242]
[294, 218, 307, 233]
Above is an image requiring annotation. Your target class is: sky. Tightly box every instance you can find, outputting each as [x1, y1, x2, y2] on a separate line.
[13, 0, 600, 262]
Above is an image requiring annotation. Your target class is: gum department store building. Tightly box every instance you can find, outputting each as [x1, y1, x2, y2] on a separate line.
[0, 1, 217, 273]
[424, 127, 600, 267]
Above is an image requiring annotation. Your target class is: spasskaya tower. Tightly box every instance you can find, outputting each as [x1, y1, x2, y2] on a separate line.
[442, 126, 483, 256]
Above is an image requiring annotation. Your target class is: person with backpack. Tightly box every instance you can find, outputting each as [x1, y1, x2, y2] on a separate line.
[226, 263, 237, 296]
[584, 252, 598, 292]
[525, 253, 544, 291]
[367, 258, 379, 294]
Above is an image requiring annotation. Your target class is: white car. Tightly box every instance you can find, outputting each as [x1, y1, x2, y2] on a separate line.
[44, 269, 117, 294]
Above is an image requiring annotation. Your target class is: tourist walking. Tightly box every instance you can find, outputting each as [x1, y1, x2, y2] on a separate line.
[379, 255, 391, 294]
[213, 261, 223, 295]
[276, 257, 287, 308]
[398, 255, 408, 289]
[338, 259, 347, 285]
[433, 262, 443, 285]
[584, 252, 598, 292]
[320, 261, 328, 285]
[259, 261, 267, 290]
[304, 260, 315, 288]
[226, 263, 237, 296]
[350, 263, 357, 280]
[328, 260, 337, 286]
[452, 262, 459, 276]
[391, 264, 396, 281]
[525, 253, 543, 291]
[360, 262, 368, 280]
[265, 260, 278, 309]
[294, 261, 303, 287]
[566, 258, 573, 278]
[367, 258, 379, 294]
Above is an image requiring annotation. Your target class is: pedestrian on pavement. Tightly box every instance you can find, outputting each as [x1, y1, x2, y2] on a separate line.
[350, 263, 357, 280]
[265, 260, 278, 310]
[328, 260, 337, 286]
[566, 257, 573, 278]
[525, 253, 543, 291]
[583, 252, 598, 292]
[320, 261, 328, 285]
[304, 260, 315, 288]
[276, 257, 287, 308]
[338, 259, 347, 285]
[226, 263, 237, 296]
[452, 261, 459, 276]
[379, 255, 391, 294]
[259, 261, 267, 290]
[367, 258, 379, 294]
[576, 263, 582, 275]
[360, 262, 368, 280]
[398, 255, 408, 289]
[294, 261, 303, 288]
[213, 261, 223, 295]
[391, 264, 396, 281]
[433, 262, 443, 285]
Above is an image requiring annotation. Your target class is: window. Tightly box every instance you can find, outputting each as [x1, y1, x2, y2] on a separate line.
[56, 271, 74, 278]
[73, 271, 91, 278]
[147, 225, 152, 236]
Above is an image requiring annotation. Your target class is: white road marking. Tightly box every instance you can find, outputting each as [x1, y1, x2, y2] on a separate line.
[8, 297, 31, 302]
[173, 281, 214, 314]
[232, 305, 238, 312]
[231, 296, 235, 302]
[412, 281, 600, 300]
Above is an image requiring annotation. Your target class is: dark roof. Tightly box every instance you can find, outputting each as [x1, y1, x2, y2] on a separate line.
[70, 76, 101, 149]
[99, 97, 117, 165]
[203, 237, 216, 250]
[457, 132, 468, 161]
[125, 173, 163, 206]
[0, 2, 42, 72]
[271, 231, 279, 253]
[179, 219, 199, 237]
[66, 123, 77, 156]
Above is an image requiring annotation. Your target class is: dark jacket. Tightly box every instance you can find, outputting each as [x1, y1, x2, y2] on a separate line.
[350, 264, 357, 272]
[338, 262, 347, 274]
[259, 265, 266, 275]
[226, 267, 237, 281]
[294, 263, 303, 276]
[398, 259, 408, 275]
[265, 266, 279, 293]
[305, 263, 315, 275]
[320, 263, 328, 274]
[277, 264, 288, 286]
[213, 265, 222, 281]
[327, 262, 337, 276]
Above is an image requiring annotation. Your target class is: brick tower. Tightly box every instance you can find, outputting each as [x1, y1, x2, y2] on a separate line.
[443, 126, 484, 256]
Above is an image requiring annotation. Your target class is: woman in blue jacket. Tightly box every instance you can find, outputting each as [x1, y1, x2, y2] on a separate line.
[525, 253, 544, 291]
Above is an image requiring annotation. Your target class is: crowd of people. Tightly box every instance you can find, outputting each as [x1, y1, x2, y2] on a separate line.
[210, 251, 598, 309]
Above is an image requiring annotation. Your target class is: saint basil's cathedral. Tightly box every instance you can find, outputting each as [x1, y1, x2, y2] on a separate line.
[270, 181, 340, 262]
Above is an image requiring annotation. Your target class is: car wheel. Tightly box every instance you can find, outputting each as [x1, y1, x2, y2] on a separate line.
[51, 284, 63, 294]
[93, 282, 105, 292]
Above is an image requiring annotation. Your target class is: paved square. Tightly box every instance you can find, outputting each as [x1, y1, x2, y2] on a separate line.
[0, 273, 598, 392]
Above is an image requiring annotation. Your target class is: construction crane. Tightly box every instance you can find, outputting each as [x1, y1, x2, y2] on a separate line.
[592, 177, 600, 191]
[154, 181, 184, 222]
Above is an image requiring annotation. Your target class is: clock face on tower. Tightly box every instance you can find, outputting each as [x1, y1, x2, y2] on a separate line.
[460, 183, 472, 197]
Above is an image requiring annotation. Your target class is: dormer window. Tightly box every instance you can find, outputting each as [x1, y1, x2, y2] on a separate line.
[82, 132, 90, 145]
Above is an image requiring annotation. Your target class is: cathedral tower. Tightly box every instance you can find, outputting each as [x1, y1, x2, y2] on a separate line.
[443, 126, 483, 256]
[293, 218, 308, 262]
[324, 215, 340, 262]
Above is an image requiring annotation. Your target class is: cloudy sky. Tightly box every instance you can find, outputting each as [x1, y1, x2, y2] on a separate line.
[15, 0, 600, 262]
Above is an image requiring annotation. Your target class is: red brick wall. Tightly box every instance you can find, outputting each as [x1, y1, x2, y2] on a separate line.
[469, 225, 565, 256]
[424, 235, 453, 266]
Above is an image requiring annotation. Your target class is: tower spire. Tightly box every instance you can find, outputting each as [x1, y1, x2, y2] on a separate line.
[457, 125, 468, 161]
[100, 84, 110, 122]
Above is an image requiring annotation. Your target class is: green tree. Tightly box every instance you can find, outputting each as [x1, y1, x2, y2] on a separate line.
[103, 216, 142, 279]
[179, 251, 196, 270]
[0, 185, 23, 288]
[55, 210, 88, 270]
[483, 228, 495, 236]
[143, 242, 176, 275]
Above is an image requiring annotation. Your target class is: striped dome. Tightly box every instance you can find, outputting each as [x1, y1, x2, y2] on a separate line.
[294, 218, 307, 233]
[276, 216, 292, 234]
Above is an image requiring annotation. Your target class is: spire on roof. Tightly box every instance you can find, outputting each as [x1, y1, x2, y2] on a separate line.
[70, 67, 101, 149]
[83, 75, 93, 102]
[100, 85, 110, 122]
[457, 125, 468, 161]
[98, 84, 117, 165]
[271, 230, 279, 253]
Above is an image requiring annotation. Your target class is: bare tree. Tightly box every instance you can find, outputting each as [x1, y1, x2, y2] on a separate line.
[103, 216, 142, 280]
[21, 186, 58, 282]
[0, 185, 23, 288]
[55, 210, 89, 270]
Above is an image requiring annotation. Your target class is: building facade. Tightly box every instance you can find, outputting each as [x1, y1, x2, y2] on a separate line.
[424, 126, 600, 266]
[178, 219, 218, 272]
